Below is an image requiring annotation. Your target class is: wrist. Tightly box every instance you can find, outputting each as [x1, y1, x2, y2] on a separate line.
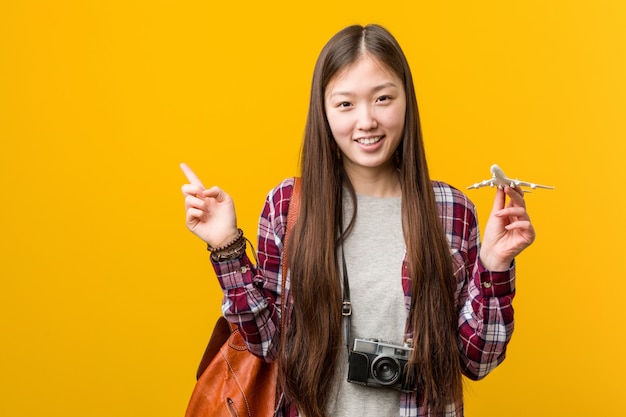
[209, 229, 241, 250]
[479, 250, 513, 272]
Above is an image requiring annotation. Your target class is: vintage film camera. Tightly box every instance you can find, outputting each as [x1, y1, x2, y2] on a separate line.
[347, 337, 414, 392]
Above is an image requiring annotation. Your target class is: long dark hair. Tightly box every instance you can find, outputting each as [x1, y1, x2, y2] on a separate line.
[280, 24, 462, 416]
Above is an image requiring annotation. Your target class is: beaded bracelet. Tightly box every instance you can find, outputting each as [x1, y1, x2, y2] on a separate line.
[207, 228, 247, 262]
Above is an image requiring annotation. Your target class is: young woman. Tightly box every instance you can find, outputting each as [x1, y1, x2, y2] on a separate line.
[182, 24, 535, 417]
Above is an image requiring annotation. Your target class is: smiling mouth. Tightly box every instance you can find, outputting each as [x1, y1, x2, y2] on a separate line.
[356, 136, 383, 145]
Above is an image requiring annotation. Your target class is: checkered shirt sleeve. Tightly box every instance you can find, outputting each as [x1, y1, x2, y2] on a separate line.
[211, 177, 295, 360]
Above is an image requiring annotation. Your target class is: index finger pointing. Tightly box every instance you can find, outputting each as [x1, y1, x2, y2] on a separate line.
[180, 163, 205, 188]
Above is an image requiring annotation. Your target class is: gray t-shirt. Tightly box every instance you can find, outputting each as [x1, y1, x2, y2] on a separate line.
[325, 192, 407, 417]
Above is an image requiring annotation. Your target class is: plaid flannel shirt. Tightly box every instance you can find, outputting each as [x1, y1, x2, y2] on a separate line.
[213, 177, 516, 417]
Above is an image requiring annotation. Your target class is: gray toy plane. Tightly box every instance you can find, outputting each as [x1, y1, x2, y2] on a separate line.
[468, 164, 555, 191]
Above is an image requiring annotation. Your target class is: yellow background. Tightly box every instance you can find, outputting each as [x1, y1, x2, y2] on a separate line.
[1, 1, 624, 416]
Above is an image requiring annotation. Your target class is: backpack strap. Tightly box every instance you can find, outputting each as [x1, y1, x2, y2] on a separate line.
[280, 177, 300, 334]
[274, 177, 300, 415]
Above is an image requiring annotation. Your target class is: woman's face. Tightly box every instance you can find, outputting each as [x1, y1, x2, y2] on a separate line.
[325, 54, 406, 177]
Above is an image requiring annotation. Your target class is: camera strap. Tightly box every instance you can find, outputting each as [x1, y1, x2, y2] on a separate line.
[341, 245, 352, 353]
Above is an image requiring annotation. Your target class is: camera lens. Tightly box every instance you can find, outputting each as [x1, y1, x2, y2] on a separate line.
[371, 356, 400, 385]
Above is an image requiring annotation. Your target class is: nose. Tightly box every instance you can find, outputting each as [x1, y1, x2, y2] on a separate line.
[356, 106, 377, 131]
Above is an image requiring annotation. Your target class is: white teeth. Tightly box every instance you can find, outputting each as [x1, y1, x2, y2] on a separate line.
[357, 136, 382, 145]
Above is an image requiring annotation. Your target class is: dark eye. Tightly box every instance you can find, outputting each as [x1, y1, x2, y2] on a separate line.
[377, 95, 392, 103]
[338, 101, 352, 108]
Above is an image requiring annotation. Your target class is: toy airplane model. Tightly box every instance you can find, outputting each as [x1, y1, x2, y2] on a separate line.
[468, 164, 555, 191]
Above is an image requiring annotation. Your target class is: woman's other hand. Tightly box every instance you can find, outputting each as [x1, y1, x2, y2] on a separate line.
[479, 186, 536, 271]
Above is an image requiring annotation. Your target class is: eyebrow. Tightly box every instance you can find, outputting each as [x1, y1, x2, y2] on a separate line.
[327, 82, 399, 98]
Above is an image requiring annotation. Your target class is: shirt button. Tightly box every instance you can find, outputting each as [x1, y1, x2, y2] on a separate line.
[482, 281, 492, 289]
[240, 266, 250, 273]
